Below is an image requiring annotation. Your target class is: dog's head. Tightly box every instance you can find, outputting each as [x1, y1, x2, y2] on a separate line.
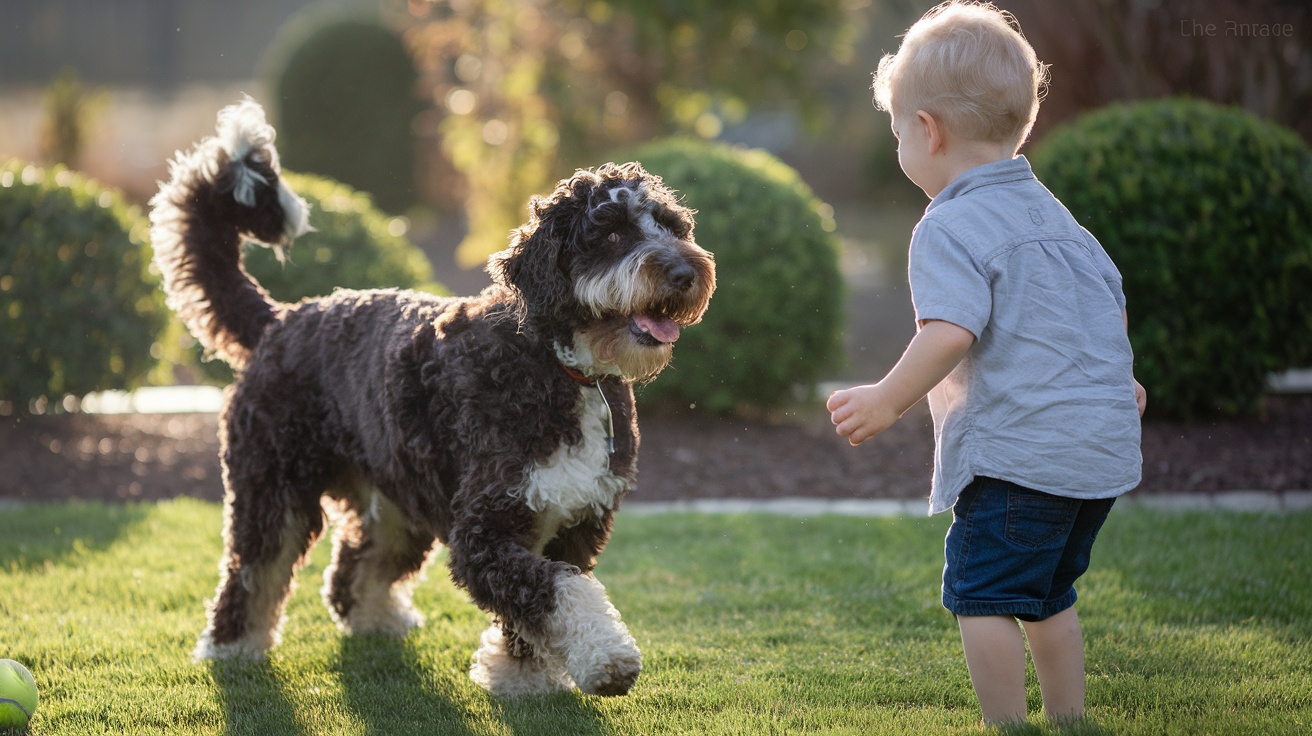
[488, 162, 715, 381]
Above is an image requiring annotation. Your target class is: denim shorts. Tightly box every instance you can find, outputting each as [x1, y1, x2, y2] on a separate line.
[942, 476, 1115, 622]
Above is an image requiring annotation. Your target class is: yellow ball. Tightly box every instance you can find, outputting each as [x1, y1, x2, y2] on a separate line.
[0, 659, 38, 729]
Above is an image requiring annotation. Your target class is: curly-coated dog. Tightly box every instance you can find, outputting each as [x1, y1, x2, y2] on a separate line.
[149, 100, 714, 697]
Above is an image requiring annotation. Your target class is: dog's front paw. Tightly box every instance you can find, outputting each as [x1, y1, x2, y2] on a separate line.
[470, 625, 575, 697]
[574, 648, 642, 696]
[545, 572, 644, 696]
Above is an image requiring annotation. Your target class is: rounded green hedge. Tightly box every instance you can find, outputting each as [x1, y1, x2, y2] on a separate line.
[1031, 98, 1312, 418]
[194, 172, 446, 383]
[624, 138, 845, 414]
[243, 172, 444, 303]
[0, 161, 167, 408]
[270, 18, 422, 214]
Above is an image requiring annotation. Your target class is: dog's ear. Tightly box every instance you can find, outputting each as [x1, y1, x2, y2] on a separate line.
[487, 183, 589, 328]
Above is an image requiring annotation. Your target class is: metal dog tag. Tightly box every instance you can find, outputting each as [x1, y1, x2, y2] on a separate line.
[596, 384, 615, 455]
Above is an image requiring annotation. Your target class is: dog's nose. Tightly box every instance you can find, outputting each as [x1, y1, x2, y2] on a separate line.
[669, 262, 696, 291]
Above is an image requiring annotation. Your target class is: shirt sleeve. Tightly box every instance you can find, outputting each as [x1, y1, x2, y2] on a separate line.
[1080, 226, 1127, 312]
[908, 217, 992, 338]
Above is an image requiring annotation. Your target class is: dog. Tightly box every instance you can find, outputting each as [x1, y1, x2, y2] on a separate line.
[149, 99, 714, 697]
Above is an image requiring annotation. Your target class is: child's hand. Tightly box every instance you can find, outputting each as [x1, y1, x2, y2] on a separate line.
[827, 384, 901, 446]
[827, 320, 972, 446]
[1134, 378, 1147, 418]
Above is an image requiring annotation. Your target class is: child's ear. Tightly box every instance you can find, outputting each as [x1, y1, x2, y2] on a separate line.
[917, 110, 945, 155]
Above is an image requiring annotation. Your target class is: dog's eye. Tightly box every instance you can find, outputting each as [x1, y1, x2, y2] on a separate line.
[607, 233, 620, 243]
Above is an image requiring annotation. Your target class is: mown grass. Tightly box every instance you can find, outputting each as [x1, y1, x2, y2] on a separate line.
[1, 499, 1309, 735]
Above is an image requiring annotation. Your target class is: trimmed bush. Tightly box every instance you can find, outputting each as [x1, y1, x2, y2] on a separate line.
[194, 172, 446, 383]
[0, 162, 166, 407]
[270, 18, 423, 214]
[243, 172, 444, 303]
[1031, 98, 1312, 418]
[624, 138, 845, 414]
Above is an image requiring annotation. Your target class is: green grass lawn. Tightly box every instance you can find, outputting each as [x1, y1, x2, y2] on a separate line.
[1, 499, 1309, 735]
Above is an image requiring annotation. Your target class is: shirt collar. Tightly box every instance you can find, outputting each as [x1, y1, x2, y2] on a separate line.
[926, 154, 1036, 212]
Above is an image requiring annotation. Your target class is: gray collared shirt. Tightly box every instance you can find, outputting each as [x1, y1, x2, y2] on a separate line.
[908, 155, 1141, 514]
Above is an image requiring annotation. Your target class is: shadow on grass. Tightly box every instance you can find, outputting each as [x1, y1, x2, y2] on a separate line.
[338, 633, 486, 735]
[209, 659, 309, 736]
[992, 715, 1115, 735]
[0, 500, 152, 572]
[337, 633, 606, 736]
[494, 689, 609, 736]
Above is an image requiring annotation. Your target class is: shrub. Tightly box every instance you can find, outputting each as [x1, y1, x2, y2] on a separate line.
[269, 18, 423, 214]
[243, 172, 444, 303]
[623, 138, 845, 414]
[1031, 98, 1312, 418]
[0, 162, 167, 408]
[193, 172, 446, 383]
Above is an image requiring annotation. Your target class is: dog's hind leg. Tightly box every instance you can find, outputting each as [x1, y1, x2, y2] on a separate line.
[193, 393, 329, 661]
[194, 471, 325, 661]
[321, 477, 438, 636]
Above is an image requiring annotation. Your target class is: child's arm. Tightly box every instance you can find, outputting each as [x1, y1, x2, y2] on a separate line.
[1125, 309, 1147, 417]
[827, 319, 975, 446]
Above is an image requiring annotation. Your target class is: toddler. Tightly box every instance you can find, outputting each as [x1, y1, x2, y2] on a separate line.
[827, 1, 1147, 725]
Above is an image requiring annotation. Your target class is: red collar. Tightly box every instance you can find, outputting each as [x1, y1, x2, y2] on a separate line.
[560, 363, 597, 386]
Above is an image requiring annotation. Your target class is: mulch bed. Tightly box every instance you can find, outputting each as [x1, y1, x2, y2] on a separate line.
[1, 395, 1307, 505]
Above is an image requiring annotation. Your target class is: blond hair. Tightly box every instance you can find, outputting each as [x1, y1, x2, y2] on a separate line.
[872, 1, 1049, 147]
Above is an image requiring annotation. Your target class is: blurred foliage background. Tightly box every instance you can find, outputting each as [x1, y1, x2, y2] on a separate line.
[401, 0, 871, 267]
[0, 161, 166, 409]
[1, 0, 1309, 416]
[1032, 98, 1312, 419]
[625, 139, 845, 414]
[269, 17, 425, 215]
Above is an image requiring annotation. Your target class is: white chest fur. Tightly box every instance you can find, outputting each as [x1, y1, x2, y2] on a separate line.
[517, 386, 626, 551]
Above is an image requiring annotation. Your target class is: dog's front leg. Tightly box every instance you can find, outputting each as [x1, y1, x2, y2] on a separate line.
[523, 567, 643, 697]
[449, 515, 641, 697]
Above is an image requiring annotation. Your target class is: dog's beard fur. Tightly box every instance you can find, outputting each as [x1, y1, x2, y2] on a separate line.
[572, 240, 715, 381]
[576, 317, 674, 381]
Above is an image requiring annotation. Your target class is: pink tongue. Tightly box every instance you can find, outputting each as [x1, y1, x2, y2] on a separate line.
[634, 315, 680, 343]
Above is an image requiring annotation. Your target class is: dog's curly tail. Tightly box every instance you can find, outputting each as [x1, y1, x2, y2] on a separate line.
[149, 98, 311, 369]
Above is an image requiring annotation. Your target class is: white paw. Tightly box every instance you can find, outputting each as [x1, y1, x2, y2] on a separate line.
[340, 593, 425, 636]
[322, 567, 426, 636]
[191, 626, 274, 663]
[543, 572, 644, 696]
[571, 645, 642, 696]
[469, 625, 574, 697]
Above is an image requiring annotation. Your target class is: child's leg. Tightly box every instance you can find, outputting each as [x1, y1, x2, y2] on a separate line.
[943, 479, 1113, 725]
[1022, 494, 1115, 722]
[957, 614, 1028, 724]
[1022, 603, 1085, 721]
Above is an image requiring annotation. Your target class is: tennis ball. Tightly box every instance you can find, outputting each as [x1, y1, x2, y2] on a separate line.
[0, 659, 37, 729]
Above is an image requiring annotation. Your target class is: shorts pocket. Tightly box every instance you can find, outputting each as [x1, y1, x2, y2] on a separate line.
[1005, 486, 1079, 548]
